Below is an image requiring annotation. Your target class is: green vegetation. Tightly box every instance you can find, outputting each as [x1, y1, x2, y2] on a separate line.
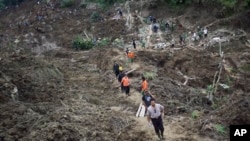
[97, 38, 110, 47]
[240, 64, 250, 72]
[90, 11, 101, 22]
[191, 110, 199, 119]
[143, 72, 157, 80]
[60, 0, 75, 8]
[206, 84, 214, 95]
[86, 0, 124, 8]
[211, 103, 219, 110]
[215, 124, 226, 134]
[0, 0, 25, 10]
[164, 0, 192, 7]
[72, 36, 94, 50]
[112, 38, 124, 48]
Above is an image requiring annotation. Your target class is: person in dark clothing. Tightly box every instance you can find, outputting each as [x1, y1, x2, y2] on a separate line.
[113, 61, 119, 77]
[152, 18, 156, 24]
[149, 16, 153, 23]
[147, 99, 165, 140]
[118, 71, 125, 92]
[132, 39, 136, 49]
[118, 9, 123, 17]
[165, 22, 169, 29]
[153, 24, 158, 32]
[142, 91, 155, 114]
[142, 91, 153, 107]
[125, 48, 129, 55]
[179, 34, 183, 45]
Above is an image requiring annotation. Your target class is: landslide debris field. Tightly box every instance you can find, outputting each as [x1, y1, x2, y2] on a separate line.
[0, 0, 250, 141]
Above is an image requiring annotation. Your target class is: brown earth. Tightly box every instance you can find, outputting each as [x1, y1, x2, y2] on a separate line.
[0, 0, 250, 141]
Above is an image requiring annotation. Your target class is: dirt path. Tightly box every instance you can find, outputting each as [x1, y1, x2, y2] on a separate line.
[110, 46, 215, 140]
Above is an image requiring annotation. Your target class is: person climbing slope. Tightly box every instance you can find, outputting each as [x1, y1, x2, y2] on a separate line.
[141, 76, 148, 95]
[125, 48, 129, 55]
[118, 70, 125, 93]
[118, 9, 123, 17]
[113, 61, 119, 77]
[127, 51, 135, 63]
[204, 27, 208, 38]
[142, 90, 155, 114]
[121, 74, 130, 96]
[147, 99, 165, 140]
[132, 39, 136, 49]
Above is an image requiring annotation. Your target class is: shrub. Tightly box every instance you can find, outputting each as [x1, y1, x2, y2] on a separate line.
[61, 0, 75, 8]
[112, 38, 124, 48]
[97, 38, 110, 47]
[143, 72, 157, 80]
[191, 110, 199, 119]
[0, 0, 25, 10]
[214, 124, 226, 134]
[86, 0, 124, 8]
[72, 36, 94, 50]
[90, 11, 101, 22]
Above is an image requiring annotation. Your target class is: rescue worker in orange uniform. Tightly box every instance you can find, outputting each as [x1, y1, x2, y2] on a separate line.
[141, 76, 148, 96]
[121, 74, 130, 96]
[127, 51, 135, 63]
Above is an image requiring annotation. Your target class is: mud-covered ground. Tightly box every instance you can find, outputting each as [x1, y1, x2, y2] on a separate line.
[0, 0, 250, 141]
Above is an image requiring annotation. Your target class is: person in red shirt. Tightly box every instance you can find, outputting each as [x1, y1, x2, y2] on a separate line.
[121, 74, 130, 96]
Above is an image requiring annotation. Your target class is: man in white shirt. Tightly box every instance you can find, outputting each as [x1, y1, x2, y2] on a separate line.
[147, 99, 165, 140]
[204, 27, 208, 38]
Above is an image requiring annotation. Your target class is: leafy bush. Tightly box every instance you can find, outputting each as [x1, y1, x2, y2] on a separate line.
[206, 84, 214, 94]
[97, 38, 110, 47]
[191, 110, 199, 119]
[240, 64, 250, 72]
[0, 0, 25, 10]
[61, 0, 75, 8]
[164, 0, 192, 6]
[72, 36, 94, 50]
[0, 1, 4, 10]
[112, 38, 124, 48]
[86, 0, 124, 8]
[90, 11, 101, 22]
[214, 124, 226, 134]
[143, 72, 157, 80]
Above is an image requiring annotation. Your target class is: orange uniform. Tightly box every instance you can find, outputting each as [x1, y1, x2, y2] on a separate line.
[121, 76, 130, 86]
[141, 80, 148, 91]
[127, 52, 135, 59]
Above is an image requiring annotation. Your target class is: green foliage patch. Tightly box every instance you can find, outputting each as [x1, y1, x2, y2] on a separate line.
[143, 72, 157, 80]
[60, 0, 75, 8]
[86, 0, 124, 8]
[214, 124, 226, 134]
[0, 0, 25, 10]
[90, 11, 101, 22]
[72, 36, 94, 50]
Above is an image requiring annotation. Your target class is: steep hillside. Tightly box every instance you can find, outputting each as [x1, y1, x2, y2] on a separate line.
[0, 0, 250, 141]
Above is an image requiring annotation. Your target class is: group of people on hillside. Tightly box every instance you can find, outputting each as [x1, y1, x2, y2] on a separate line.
[113, 59, 165, 140]
[147, 15, 210, 47]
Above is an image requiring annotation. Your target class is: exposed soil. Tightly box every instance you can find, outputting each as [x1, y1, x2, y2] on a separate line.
[0, 0, 250, 141]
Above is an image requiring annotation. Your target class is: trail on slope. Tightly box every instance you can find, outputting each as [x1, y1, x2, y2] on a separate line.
[110, 48, 215, 141]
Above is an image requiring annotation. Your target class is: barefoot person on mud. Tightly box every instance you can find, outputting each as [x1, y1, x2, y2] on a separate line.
[121, 74, 130, 96]
[147, 99, 165, 140]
